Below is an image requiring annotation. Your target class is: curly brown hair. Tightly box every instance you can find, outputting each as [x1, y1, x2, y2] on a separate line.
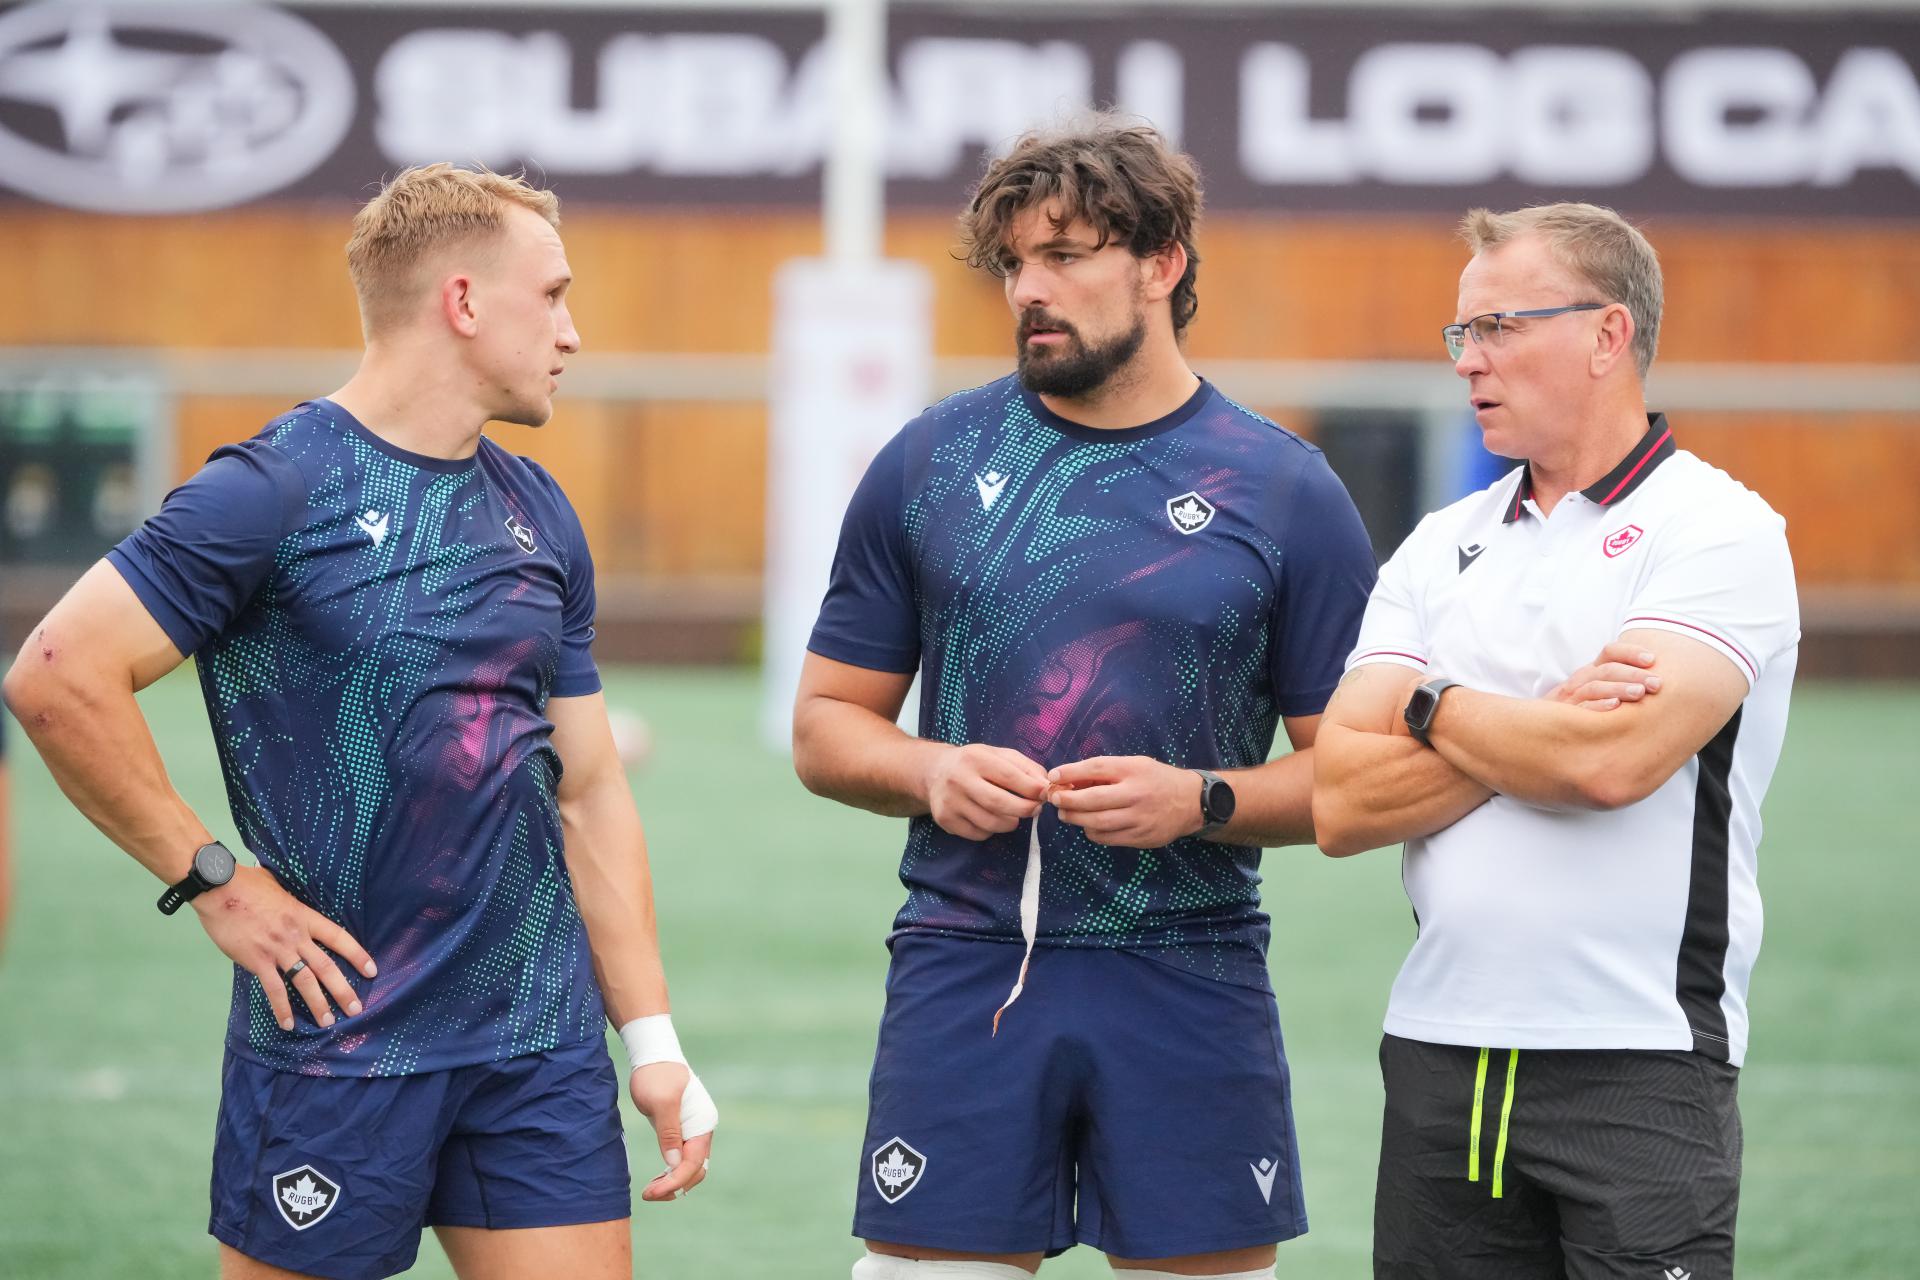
[959, 118, 1204, 334]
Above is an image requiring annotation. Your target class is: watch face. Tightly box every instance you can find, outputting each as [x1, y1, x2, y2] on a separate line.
[1207, 778, 1236, 823]
[1409, 687, 1438, 728]
[195, 843, 237, 885]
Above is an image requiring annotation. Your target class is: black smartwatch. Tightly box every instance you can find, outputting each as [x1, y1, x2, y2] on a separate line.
[1194, 769, 1236, 838]
[157, 841, 238, 915]
[1403, 679, 1463, 746]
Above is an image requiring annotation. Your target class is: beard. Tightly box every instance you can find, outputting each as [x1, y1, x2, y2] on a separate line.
[1015, 306, 1148, 398]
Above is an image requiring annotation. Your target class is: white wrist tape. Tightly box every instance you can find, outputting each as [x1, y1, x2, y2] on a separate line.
[618, 1014, 720, 1138]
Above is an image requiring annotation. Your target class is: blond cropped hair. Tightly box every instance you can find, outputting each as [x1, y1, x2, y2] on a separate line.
[346, 163, 561, 337]
[1461, 203, 1663, 380]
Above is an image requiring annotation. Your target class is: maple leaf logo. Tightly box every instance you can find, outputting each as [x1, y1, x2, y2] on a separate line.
[1166, 490, 1217, 534]
[281, 1174, 330, 1217]
[271, 1164, 340, 1231]
[869, 1135, 927, 1202]
[876, 1146, 917, 1191]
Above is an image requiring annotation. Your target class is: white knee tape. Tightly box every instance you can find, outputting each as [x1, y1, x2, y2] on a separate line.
[852, 1251, 1035, 1280]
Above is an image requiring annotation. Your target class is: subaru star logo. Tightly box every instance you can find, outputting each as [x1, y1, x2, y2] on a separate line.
[0, 3, 355, 213]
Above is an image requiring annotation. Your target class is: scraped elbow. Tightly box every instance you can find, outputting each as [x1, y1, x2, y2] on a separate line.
[1, 652, 50, 725]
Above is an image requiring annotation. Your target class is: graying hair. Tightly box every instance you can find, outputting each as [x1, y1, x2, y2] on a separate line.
[1460, 202, 1663, 380]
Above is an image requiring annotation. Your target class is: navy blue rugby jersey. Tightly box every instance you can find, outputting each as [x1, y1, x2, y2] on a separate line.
[809, 376, 1377, 990]
[109, 400, 604, 1076]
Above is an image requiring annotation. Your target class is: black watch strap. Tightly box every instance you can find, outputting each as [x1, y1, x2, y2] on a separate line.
[1194, 769, 1235, 838]
[1405, 678, 1463, 747]
[157, 842, 236, 916]
[156, 879, 197, 916]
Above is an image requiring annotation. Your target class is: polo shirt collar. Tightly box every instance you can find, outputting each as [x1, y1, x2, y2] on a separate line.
[1502, 413, 1677, 524]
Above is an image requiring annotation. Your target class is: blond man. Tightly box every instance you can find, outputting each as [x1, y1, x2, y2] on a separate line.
[1314, 203, 1799, 1278]
[3, 165, 714, 1280]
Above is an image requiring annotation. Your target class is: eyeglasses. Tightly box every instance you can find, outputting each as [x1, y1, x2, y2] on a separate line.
[1442, 303, 1607, 361]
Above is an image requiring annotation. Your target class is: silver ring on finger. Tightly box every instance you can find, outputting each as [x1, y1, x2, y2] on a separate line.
[283, 959, 308, 979]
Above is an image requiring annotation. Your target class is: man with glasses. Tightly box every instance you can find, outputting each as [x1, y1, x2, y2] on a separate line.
[1313, 202, 1799, 1279]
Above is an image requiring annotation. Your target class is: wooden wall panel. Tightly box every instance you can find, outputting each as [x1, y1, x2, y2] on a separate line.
[169, 395, 767, 582]
[622, 403, 766, 577]
[21, 210, 1920, 596]
[174, 397, 305, 473]
[1678, 414, 1920, 586]
[11, 211, 364, 348]
[9, 209, 1919, 364]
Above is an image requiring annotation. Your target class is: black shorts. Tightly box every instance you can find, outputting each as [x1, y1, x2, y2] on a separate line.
[1374, 1034, 1741, 1280]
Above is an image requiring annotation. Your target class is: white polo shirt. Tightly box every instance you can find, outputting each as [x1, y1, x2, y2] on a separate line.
[1348, 415, 1799, 1066]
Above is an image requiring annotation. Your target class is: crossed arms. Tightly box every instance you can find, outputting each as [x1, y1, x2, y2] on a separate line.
[1311, 628, 1751, 858]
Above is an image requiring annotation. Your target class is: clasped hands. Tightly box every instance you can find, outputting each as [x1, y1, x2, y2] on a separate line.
[924, 743, 1206, 849]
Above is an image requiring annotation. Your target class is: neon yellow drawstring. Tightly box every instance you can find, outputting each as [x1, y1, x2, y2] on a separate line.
[1469, 1047, 1489, 1182]
[1492, 1049, 1519, 1199]
[1468, 1047, 1519, 1198]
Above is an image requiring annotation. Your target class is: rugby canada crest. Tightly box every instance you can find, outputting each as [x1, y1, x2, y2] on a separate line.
[271, 1164, 341, 1231]
[1166, 490, 1217, 535]
[1602, 524, 1645, 558]
[871, 1137, 927, 1204]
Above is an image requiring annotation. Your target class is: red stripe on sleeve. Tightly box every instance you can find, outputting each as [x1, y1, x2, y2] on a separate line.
[1621, 615, 1757, 681]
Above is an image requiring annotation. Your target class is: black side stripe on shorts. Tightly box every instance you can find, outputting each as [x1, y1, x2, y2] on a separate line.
[1678, 706, 1742, 1061]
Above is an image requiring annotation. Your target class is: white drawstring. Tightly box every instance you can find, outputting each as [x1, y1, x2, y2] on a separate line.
[991, 807, 1045, 1036]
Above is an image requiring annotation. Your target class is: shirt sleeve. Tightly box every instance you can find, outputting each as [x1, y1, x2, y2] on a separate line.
[105, 440, 305, 657]
[1345, 512, 1436, 677]
[1619, 497, 1800, 689]
[530, 466, 602, 699]
[806, 430, 919, 674]
[1269, 453, 1380, 716]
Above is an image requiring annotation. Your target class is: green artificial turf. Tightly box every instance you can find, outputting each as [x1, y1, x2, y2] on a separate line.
[1, 669, 1914, 1277]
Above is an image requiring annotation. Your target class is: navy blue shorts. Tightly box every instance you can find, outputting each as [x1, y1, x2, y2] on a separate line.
[854, 934, 1308, 1259]
[209, 1036, 630, 1280]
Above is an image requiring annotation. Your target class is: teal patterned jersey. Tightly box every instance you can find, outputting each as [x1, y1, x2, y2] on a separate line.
[809, 377, 1377, 990]
[109, 400, 604, 1076]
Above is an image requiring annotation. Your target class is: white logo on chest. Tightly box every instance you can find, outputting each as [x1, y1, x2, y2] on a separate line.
[1167, 491, 1217, 534]
[974, 470, 1009, 510]
[354, 510, 390, 548]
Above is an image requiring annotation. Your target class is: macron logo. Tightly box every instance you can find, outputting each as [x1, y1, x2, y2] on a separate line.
[354, 510, 390, 548]
[974, 470, 1009, 511]
[1249, 1156, 1278, 1204]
